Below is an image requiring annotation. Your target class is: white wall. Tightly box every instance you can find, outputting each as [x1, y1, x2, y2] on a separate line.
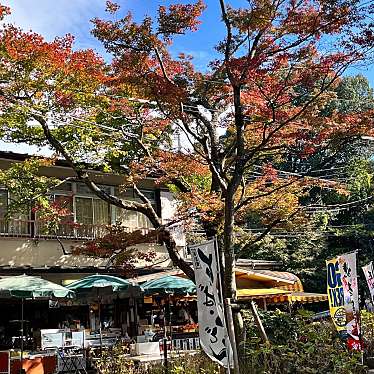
[160, 191, 186, 248]
[0, 238, 171, 269]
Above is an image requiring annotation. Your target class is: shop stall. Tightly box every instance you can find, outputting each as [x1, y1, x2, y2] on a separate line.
[66, 274, 142, 348]
[137, 275, 199, 355]
[0, 275, 75, 374]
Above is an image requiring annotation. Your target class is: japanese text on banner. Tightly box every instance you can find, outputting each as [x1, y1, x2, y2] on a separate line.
[338, 252, 360, 342]
[326, 257, 346, 332]
[362, 262, 374, 303]
[190, 239, 233, 368]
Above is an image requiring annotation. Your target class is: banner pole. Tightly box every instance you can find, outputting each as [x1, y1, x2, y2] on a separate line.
[214, 238, 240, 374]
[356, 250, 364, 366]
[225, 298, 240, 374]
[213, 238, 232, 374]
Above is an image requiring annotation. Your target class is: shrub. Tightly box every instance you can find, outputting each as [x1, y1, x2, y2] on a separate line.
[361, 309, 374, 357]
[92, 346, 219, 374]
[241, 309, 366, 373]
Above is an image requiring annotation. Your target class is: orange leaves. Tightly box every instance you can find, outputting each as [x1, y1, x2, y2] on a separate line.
[2, 26, 46, 61]
[227, 1, 276, 34]
[235, 171, 306, 227]
[0, 23, 107, 112]
[177, 187, 224, 224]
[67, 49, 106, 81]
[92, 12, 158, 55]
[0, 26, 105, 78]
[0, 4, 10, 20]
[281, 3, 321, 36]
[1, 25, 106, 84]
[105, 1, 120, 14]
[157, 1, 206, 39]
[92, 2, 204, 112]
[155, 151, 209, 184]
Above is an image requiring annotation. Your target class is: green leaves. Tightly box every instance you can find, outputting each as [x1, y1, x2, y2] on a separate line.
[242, 310, 366, 373]
[0, 158, 59, 217]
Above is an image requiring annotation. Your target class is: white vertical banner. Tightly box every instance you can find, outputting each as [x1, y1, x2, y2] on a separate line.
[189, 239, 233, 368]
[362, 262, 374, 302]
[338, 252, 360, 341]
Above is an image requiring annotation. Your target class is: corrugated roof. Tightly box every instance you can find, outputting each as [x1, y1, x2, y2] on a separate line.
[130, 268, 299, 287]
[235, 268, 296, 285]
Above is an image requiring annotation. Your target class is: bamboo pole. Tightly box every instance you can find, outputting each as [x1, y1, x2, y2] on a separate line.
[249, 301, 269, 344]
[225, 298, 240, 374]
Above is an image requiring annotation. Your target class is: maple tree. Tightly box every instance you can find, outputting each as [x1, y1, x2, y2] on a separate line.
[0, 1, 373, 337]
[88, 0, 374, 291]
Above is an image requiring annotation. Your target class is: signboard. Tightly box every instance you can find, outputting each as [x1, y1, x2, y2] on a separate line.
[338, 252, 360, 342]
[347, 336, 363, 351]
[48, 300, 60, 309]
[326, 258, 346, 331]
[189, 239, 233, 368]
[362, 262, 374, 303]
[41, 329, 64, 350]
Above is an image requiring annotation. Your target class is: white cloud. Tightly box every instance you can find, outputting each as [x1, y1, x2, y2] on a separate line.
[3, 0, 105, 51]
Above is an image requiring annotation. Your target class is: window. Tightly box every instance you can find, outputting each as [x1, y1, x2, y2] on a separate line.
[0, 190, 7, 233]
[75, 197, 93, 225]
[0, 183, 116, 238]
[115, 188, 156, 229]
[52, 194, 74, 237]
[75, 197, 110, 225]
[93, 199, 111, 225]
[0, 190, 29, 235]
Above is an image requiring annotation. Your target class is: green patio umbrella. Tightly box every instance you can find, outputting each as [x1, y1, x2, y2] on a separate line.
[141, 275, 196, 296]
[0, 274, 75, 372]
[141, 275, 196, 367]
[66, 274, 135, 293]
[0, 274, 75, 299]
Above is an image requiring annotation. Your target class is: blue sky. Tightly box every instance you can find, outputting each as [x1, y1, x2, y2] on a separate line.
[4, 0, 373, 83]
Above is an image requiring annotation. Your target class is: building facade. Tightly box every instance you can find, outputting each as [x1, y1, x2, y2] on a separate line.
[0, 151, 185, 284]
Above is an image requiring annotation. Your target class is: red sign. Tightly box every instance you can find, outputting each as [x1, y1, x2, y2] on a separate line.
[347, 337, 363, 351]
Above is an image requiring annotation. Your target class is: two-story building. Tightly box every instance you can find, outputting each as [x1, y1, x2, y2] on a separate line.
[0, 151, 329, 345]
[0, 151, 185, 286]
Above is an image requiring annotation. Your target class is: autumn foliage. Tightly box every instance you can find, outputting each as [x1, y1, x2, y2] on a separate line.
[0, 1, 373, 286]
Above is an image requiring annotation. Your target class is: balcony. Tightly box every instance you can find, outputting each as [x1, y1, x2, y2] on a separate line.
[0, 219, 152, 240]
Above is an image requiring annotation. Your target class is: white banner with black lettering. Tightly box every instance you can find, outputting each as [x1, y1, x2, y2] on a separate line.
[189, 239, 233, 368]
[338, 251, 360, 341]
[363, 262, 374, 302]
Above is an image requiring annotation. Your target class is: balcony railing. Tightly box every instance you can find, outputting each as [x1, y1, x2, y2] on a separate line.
[0, 219, 152, 240]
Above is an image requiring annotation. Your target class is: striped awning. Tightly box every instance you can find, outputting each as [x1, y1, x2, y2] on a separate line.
[271, 292, 328, 304]
[237, 288, 291, 299]
[237, 288, 327, 304]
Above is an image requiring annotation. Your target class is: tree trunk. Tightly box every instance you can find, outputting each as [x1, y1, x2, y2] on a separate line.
[223, 197, 236, 300]
[158, 227, 195, 282]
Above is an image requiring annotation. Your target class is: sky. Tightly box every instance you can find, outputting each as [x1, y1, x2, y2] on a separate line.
[3, 0, 374, 79]
[1, 0, 374, 155]
[3, 0, 227, 70]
